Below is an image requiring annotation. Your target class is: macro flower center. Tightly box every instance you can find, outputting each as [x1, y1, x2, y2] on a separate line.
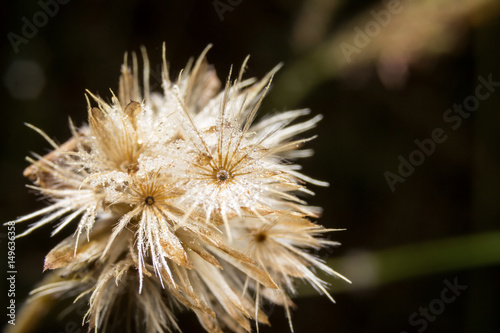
[254, 231, 267, 243]
[216, 169, 230, 181]
[145, 196, 155, 205]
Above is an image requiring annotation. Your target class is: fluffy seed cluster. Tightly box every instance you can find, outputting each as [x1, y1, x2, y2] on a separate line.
[11, 44, 348, 333]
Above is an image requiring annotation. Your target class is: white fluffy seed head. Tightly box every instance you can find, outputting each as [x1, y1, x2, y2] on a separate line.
[9, 44, 347, 333]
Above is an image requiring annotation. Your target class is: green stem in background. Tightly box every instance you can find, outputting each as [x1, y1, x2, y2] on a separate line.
[298, 231, 500, 296]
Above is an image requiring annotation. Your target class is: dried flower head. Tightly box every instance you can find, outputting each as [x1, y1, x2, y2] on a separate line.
[9, 44, 349, 333]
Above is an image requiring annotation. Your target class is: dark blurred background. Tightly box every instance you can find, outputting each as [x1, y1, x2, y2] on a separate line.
[2, 0, 500, 332]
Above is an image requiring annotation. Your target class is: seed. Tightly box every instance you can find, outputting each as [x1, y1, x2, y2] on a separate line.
[255, 232, 267, 243]
[216, 170, 229, 181]
[145, 196, 155, 205]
